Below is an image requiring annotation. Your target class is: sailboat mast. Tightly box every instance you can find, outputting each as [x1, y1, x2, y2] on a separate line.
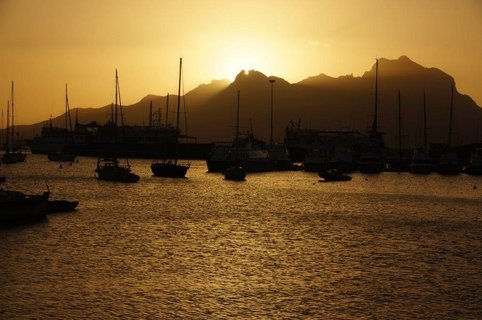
[65, 83, 71, 131]
[398, 90, 402, 161]
[269, 79, 275, 145]
[115, 69, 118, 127]
[423, 92, 427, 150]
[176, 58, 182, 140]
[175, 58, 182, 165]
[11, 81, 14, 149]
[165, 93, 169, 128]
[66, 84, 74, 144]
[371, 59, 379, 135]
[6, 100, 10, 152]
[448, 85, 454, 148]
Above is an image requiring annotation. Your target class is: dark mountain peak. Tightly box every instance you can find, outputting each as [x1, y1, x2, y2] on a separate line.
[141, 94, 162, 102]
[192, 79, 231, 91]
[362, 55, 454, 86]
[298, 73, 337, 86]
[363, 56, 422, 77]
[234, 69, 268, 83]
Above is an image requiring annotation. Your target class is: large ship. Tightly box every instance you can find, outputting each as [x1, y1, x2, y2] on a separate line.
[28, 118, 211, 160]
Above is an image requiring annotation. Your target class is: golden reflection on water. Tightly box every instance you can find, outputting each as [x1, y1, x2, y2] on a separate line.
[0, 155, 481, 318]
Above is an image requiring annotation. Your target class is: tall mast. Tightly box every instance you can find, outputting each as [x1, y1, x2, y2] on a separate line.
[176, 58, 182, 140]
[11, 81, 14, 149]
[448, 85, 454, 148]
[175, 58, 182, 164]
[6, 100, 10, 152]
[65, 84, 68, 130]
[65, 83, 73, 132]
[371, 59, 379, 136]
[115, 69, 118, 127]
[269, 79, 275, 145]
[398, 90, 402, 161]
[165, 93, 169, 128]
[423, 92, 427, 150]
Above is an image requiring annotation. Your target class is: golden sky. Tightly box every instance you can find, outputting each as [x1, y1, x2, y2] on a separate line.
[0, 0, 481, 125]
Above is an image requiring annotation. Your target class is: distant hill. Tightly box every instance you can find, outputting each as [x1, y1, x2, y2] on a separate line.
[10, 56, 482, 148]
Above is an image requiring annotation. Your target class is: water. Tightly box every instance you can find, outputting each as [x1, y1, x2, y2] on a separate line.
[1, 155, 481, 319]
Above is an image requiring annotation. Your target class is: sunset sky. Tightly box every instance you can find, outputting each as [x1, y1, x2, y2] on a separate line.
[0, 0, 481, 125]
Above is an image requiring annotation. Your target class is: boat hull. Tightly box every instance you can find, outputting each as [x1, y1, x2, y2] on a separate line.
[151, 162, 189, 178]
[95, 163, 140, 183]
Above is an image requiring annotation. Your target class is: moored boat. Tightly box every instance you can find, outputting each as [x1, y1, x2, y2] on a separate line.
[95, 70, 139, 183]
[0, 189, 50, 223]
[207, 90, 274, 174]
[151, 58, 190, 178]
[95, 157, 139, 183]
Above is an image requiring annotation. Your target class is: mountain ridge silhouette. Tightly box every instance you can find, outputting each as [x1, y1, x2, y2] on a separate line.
[12, 56, 482, 148]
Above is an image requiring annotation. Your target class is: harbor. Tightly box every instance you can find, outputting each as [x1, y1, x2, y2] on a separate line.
[1, 154, 481, 318]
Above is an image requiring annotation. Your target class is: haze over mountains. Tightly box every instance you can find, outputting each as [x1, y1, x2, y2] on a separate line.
[14, 56, 482, 148]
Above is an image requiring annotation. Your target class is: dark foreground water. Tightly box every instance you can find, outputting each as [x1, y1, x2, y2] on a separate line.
[1, 155, 481, 319]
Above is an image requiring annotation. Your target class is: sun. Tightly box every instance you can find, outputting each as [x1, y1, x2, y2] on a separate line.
[216, 39, 267, 81]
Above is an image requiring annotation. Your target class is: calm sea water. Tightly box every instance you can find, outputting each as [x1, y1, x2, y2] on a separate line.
[1, 155, 481, 319]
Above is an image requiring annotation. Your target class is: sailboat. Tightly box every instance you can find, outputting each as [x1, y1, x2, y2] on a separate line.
[409, 92, 432, 174]
[95, 70, 139, 183]
[150, 58, 190, 178]
[207, 93, 275, 173]
[437, 85, 460, 174]
[2, 81, 26, 164]
[358, 59, 383, 174]
[223, 90, 246, 181]
[48, 84, 76, 162]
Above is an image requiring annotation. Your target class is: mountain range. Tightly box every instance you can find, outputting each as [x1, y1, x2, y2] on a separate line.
[11, 56, 482, 149]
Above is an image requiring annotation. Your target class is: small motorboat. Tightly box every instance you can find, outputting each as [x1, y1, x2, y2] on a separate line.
[319, 169, 352, 182]
[47, 200, 79, 213]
